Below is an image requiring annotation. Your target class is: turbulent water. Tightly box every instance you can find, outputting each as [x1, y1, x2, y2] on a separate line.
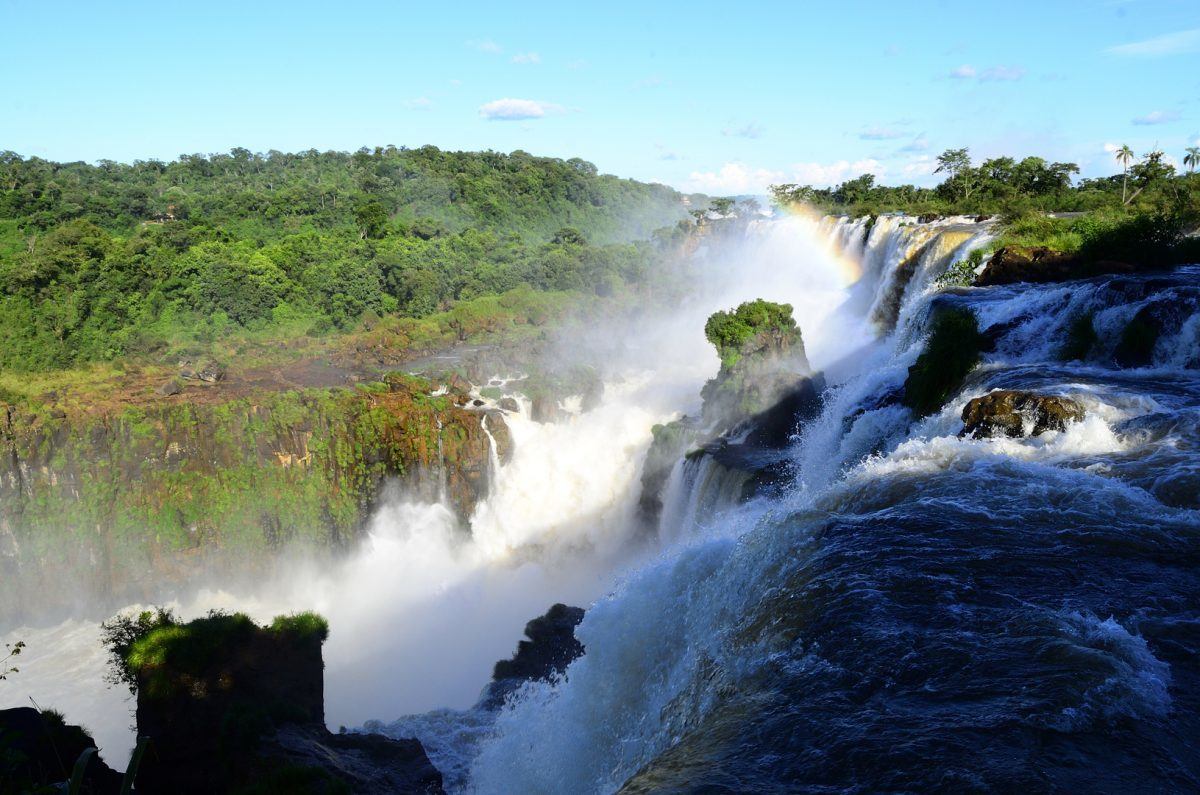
[4, 213, 1199, 792]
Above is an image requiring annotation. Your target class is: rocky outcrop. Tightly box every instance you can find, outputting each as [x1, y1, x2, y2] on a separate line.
[700, 300, 811, 439]
[903, 306, 982, 417]
[0, 707, 123, 794]
[0, 374, 510, 623]
[976, 246, 1135, 286]
[126, 612, 443, 794]
[959, 390, 1085, 439]
[638, 301, 824, 528]
[481, 603, 586, 709]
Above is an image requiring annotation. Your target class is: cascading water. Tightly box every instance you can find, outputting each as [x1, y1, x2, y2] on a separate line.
[458, 216, 1200, 793]
[5, 212, 1198, 792]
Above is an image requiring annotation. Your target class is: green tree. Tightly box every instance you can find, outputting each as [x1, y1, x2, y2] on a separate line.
[1115, 144, 1135, 204]
[1184, 146, 1200, 174]
[354, 198, 390, 240]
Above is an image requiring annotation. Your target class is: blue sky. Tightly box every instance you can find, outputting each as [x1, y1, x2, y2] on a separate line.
[2, 0, 1198, 193]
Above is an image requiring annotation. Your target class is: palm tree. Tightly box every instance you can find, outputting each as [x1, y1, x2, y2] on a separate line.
[1115, 144, 1135, 203]
[1185, 146, 1200, 174]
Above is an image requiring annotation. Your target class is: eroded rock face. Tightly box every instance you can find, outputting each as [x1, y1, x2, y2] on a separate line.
[131, 614, 444, 795]
[0, 707, 122, 794]
[959, 390, 1085, 439]
[1, 376, 508, 622]
[976, 246, 1135, 286]
[482, 603, 585, 709]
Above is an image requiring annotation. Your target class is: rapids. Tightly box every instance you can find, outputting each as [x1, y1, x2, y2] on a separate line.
[4, 213, 1198, 792]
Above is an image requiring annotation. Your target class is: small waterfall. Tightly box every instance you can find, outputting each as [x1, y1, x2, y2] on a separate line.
[656, 453, 752, 542]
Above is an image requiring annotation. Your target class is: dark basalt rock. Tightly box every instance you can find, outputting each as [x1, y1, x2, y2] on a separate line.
[482, 603, 585, 709]
[0, 707, 123, 794]
[959, 390, 1085, 439]
[498, 396, 521, 413]
[131, 613, 444, 795]
[270, 725, 444, 794]
[976, 246, 1136, 286]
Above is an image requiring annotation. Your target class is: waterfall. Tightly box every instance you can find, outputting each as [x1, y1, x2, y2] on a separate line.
[461, 217, 1200, 793]
[6, 213, 1198, 792]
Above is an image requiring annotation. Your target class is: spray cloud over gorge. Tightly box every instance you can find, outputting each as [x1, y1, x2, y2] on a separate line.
[6, 207, 1200, 793]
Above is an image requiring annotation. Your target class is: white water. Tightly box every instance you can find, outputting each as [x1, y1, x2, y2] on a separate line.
[0, 213, 861, 770]
[11, 211, 1176, 791]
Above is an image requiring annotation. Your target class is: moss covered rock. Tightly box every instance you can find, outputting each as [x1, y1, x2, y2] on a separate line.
[959, 390, 1085, 439]
[903, 307, 982, 417]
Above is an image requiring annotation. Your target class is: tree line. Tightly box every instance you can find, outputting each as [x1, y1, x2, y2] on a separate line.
[0, 147, 697, 371]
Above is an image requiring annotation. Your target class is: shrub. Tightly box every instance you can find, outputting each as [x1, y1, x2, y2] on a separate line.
[903, 307, 982, 416]
[704, 300, 798, 370]
[1060, 312, 1097, 361]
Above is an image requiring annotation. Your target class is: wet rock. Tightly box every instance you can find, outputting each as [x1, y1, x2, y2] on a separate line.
[482, 603, 585, 709]
[130, 612, 444, 794]
[498, 396, 520, 413]
[484, 410, 514, 465]
[580, 376, 604, 412]
[638, 418, 700, 525]
[976, 246, 1136, 286]
[917, 213, 940, 224]
[472, 398, 485, 407]
[959, 390, 1085, 439]
[531, 394, 563, 423]
[196, 366, 224, 383]
[446, 373, 473, 395]
[157, 379, 183, 396]
[0, 707, 123, 794]
[270, 725, 444, 794]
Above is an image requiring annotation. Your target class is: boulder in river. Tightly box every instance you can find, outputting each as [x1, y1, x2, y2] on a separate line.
[959, 390, 1085, 439]
[482, 603, 585, 709]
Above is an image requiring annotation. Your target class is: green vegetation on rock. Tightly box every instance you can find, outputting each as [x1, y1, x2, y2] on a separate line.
[704, 300, 801, 371]
[903, 308, 982, 417]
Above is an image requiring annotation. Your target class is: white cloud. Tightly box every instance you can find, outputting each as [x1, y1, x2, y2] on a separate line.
[1108, 28, 1200, 57]
[722, 122, 765, 139]
[511, 52, 540, 64]
[687, 158, 909, 194]
[685, 163, 785, 194]
[978, 65, 1025, 82]
[404, 97, 432, 110]
[899, 135, 930, 152]
[478, 98, 563, 121]
[1103, 142, 1123, 154]
[860, 126, 905, 140]
[792, 159, 884, 186]
[1132, 110, 1181, 125]
[467, 39, 502, 54]
[949, 64, 1025, 82]
[902, 155, 938, 178]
